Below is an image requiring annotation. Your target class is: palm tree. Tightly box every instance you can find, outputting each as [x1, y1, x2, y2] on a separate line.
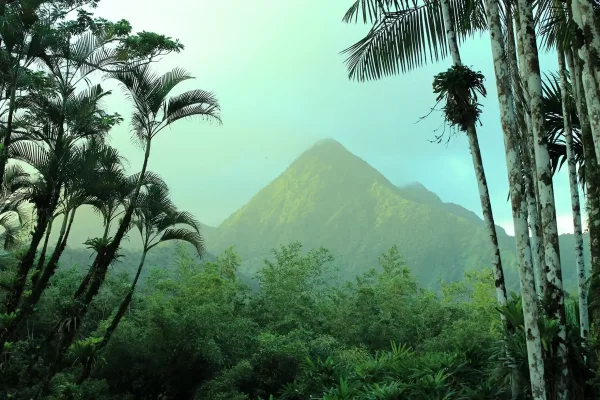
[567, 46, 600, 341]
[546, 54, 590, 339]
[76, 184, 203, 384]
[342, 0, 509, 311]
[569, 0, 600, 161]
[39, 63, 220, 394]
[0, 140, 130, 352]
[0, 0, 55, 188]
[71, 170, 169, 301]
[507, 1, 546, 299]
[482, 0, 547, 397]
[515, 1, 569, 394]
[1, 81, 114, 315]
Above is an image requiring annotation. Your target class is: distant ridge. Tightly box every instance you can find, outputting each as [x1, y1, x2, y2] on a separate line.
[208, 138, 524, 287]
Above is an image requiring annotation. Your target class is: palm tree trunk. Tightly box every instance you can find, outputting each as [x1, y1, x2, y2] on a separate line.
[440, 0, 508, 307]
[509, 4, 546, 298]
[77, 250, 148, 385]
[0, 63, 20, 189]
[0, 208, 76, 352]
[570, 0, 600, 161]
[31, 215, 55, 288]
[558, 49, 590, 338]
[40, 140, 152, 396]
[73, 220, 109, 300]
[569, 46, 600, 336]
[571, 0, 600, 75]
[4, 200, 54, 314]
[484, 0, 547, 398]
[516, 0, 569, 395]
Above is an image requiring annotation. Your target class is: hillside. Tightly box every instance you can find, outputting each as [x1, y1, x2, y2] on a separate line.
[207, 139, 523, 288]
[53, 139, 589, 291]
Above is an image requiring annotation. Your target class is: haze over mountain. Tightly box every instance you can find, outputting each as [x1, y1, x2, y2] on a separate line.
[56, 139, 588, 290]
[204, 139, 513, 287]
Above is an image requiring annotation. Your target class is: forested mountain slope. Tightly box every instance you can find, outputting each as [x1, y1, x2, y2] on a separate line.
[207, 139, 524, 288]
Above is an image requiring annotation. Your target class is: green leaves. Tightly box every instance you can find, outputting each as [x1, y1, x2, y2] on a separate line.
[432, 64, 486, 133]
[342, 0, 487, 80]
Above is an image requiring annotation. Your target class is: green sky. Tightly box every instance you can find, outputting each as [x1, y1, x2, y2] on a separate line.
[92, 0, 578, 236]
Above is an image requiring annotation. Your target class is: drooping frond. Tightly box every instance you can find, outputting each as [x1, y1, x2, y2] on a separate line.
[151, 228, 204, 256]
[165, 89, 220, 122]
[536, 0, 574, 52]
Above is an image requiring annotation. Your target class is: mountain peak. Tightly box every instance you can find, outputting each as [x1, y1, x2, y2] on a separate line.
[300, 138, 349, 158]
[312, 138, 345, 148]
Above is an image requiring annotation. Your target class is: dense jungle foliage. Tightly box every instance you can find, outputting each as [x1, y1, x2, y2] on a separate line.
[1, 0, 600, 399]
[3, 243, 593, 399]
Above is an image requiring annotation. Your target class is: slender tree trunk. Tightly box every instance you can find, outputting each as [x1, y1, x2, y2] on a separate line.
[0, 66, 19, 189]
[440, 0, 508, 307]
[516, 1, 569, 395]
[571, 0, 600, 75]
[570, 0, 600, 161]
[31, 216, 55, 288]
[570, 46, 600, 336]
[73, 219, 109, 300]
[77, 250, 148, 385]
[558, 49, 590, 338]
[4, 200, 54, 314]
[509, 4, 546, 299]
[0, 208, 76, 352]
[40, 140, 152, 395]
[484, 0, 547, 398]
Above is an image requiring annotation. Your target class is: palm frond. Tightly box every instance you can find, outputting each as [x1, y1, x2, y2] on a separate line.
[342, 0, 408, 24]
[165, 89, 220, 121]
[342, 0, 486, 80]
[150, 228, 204, 256]
[147, 67, 194, 115]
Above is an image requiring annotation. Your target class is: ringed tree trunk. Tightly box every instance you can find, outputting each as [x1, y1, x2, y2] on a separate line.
[516, 0, 569, 396]
[570, 0, 600, 161]
[558, 49, 589, 338]
[510, 3, 546, 298]
[439, 0, 508, 307]
[569, 47, 600, 335]
[483, 0, 547, 397]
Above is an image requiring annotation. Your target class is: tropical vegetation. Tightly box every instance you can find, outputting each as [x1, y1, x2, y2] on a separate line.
[0, 0, 600, 398]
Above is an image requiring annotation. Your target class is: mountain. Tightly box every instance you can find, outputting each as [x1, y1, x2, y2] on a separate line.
[207, 139, 526, 288]
[52, 138, 588, 291]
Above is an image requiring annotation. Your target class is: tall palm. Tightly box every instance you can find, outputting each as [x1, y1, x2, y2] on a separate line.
[77, 184, 203, 384]
[515, 1, 569, 394]
[507, 1, 547, 299]
[0, 0, 57, 188]
[540, 67, 590, 339]
[558, 49, 589, 340]
[0, 140, 129, 353]
[342, 0, 508, 308]
[2, 81, 114, 315]
[482, 0, 547, 397]
[539, 0, 600, 338]
[40, 63, 220, 394]
[568, 46, 600, 342]
[568, 0, 600, 161]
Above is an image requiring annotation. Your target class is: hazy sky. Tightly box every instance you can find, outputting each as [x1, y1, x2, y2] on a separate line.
[91, 0, 578, 235]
